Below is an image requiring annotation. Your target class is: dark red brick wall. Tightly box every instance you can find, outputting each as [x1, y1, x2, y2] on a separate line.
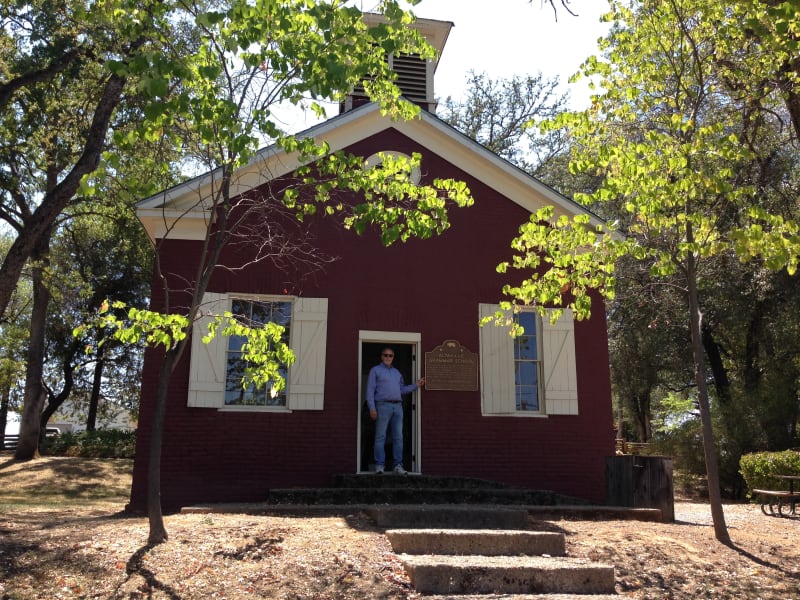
[129, 127, 614, 512]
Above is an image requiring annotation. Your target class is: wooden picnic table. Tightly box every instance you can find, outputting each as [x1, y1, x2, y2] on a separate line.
[752, 474, 800, 517]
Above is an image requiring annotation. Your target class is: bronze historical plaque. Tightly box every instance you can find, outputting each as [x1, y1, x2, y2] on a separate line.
[424, 340, 479, 391]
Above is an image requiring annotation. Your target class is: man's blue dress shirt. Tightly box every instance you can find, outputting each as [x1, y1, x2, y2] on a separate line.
[366, 363, 417, 412]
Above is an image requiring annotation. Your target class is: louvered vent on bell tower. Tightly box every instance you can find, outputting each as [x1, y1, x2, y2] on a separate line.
[341, 14, 452, 115]
[346, 52, 432, 111]
[392, 53, 429, 106]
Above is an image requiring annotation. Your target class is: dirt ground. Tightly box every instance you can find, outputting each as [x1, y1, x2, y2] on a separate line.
[1, 456, 799, 599]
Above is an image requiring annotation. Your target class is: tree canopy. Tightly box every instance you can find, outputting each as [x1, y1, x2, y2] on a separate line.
[71, 0, 474, 543]
[502, 0, 800, 542]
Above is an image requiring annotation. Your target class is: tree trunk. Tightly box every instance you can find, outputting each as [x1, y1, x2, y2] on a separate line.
[15, 233, 52, 460]
[38, 338, 79, 433]
[743, 307, 764, 394]
[146, 349, 179, 544]
[685, 229, 730, 543]
[0, 386, 9, 449]
[790, 380, 799, 443]
[633, 390, 652, 442]
[780, 56, 800, 143]
[0, 74, 126, 321]
[144, 166, 232, 543]
[86, 343, 105, 432]
[39, 369, 74, 433]
[701, 323, 731, 404]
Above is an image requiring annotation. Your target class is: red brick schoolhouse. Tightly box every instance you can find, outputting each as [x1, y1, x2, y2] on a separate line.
[129, 14, 615, 512]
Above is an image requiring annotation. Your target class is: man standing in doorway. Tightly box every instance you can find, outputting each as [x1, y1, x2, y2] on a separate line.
[367, 347, 425, 474]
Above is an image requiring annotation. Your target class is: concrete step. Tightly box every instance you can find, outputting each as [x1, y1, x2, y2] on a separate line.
[400, 554, 615, 596]
[332, 475, 588, 503]
[333, 473, 520, 489]
[266, 486, 587, 506]
[527, 504, 663, 522]
[421, 594, 620, 599]
[386, 528, 565, 556]
[366, 505, 530, 529]
[266, 473, 595, 508]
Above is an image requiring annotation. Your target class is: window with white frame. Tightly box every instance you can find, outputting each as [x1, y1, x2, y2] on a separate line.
[479, 303, 578, 416]
[224, 298, 292, 407]
[513, 310, 542, 412]
[188, 293, 328, 411]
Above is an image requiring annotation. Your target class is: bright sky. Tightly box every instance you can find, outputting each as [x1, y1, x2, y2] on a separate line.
[278, 1, 611, 131]
[408, 0, 612, 107]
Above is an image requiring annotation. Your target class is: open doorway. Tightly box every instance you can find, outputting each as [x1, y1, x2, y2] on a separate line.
[358, 334, 420, 473]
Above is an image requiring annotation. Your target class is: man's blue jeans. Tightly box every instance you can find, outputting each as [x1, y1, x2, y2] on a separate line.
[374, 401, 403, 469]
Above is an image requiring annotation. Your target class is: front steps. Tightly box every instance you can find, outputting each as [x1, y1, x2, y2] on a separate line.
[399, 554, 615, 596]
[260, 472, 661, 522]
[183, 474, 636, 596]
[366, 505, 530, 529]
[266, 473, 594, 507]
[386, 529, 566, 556]
[370, 505, 616, 597]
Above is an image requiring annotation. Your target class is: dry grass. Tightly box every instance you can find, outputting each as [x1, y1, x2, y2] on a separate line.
[1, 454, 800, 599]
[0, 455, 132, 508]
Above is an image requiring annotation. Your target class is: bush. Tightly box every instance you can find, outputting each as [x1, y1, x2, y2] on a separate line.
[739, 450, 800, 496]
[40, 429, 137, 458]
[673, 469, 708, 500]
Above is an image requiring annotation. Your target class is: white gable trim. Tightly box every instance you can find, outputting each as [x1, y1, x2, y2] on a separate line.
[136, 102, 604, 242]
[136, 104, 388, 213]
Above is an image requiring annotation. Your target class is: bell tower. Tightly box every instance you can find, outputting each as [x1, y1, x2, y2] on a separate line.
[340, 14, 453, 115]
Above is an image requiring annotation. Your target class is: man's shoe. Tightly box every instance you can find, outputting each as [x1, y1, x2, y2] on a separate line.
[392, 465, 407, 475]
[375, 465, 384, 474]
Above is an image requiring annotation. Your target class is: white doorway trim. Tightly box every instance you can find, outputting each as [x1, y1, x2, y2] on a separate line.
[357, 330, 422, 473]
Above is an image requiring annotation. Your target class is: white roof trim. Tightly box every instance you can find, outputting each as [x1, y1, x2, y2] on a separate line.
[136, 102, 604, 241]
[136, 103, 383, 212]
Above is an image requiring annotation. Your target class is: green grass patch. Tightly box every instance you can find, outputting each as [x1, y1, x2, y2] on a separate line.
[0, 456, 133, 509]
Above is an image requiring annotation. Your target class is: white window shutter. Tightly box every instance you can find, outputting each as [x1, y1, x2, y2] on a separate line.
[479, 303, 516, 415]
[287, 297, 328, 410]
[542, 308, 579, 415]
[187, 292, 229, 407]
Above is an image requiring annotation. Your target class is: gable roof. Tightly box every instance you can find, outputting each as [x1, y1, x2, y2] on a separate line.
[136, 101, 604, 242]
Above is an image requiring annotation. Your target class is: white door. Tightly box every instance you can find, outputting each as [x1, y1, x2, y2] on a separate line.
[357, 331, 421, 473]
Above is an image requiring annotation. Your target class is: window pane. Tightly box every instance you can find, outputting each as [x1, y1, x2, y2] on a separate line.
[516, 361, 539, 387]
[225, 385, 267, 406]
[263, 365, 289, 406]
[513, 311, 540, 412]
[272, 302, 292, 328]
[226, 354, 247, 383]
[225, 299, 291, 407]
[231, 299, 250, 318]
[516, 386, 539, 411]
[517, 312, 537, 334]
[515, 312, 538, 360]
[515, 335, 537, 360]
[228, 334, 246, 353]
[249, 301, 271, 325]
